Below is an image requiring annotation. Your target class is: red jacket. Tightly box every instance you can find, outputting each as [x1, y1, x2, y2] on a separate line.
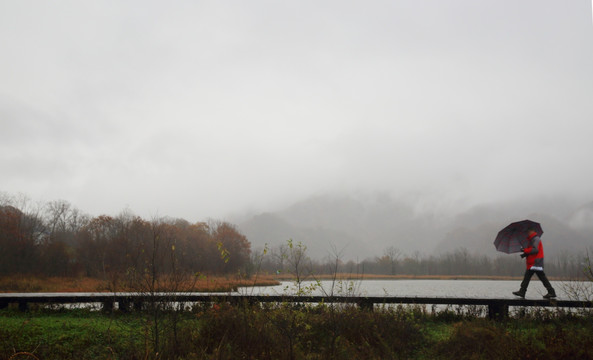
[523, 233, 544, 271]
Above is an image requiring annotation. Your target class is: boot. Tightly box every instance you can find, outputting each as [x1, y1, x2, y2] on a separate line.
[512, 290, 525, 298]
[543, 290, 556, 299]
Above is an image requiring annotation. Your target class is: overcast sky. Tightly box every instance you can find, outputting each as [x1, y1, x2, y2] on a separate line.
[1, 1, 593, 221]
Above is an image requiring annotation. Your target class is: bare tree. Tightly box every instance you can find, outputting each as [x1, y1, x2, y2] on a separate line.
[383, 246, 402, 275]
[285, 239, 313, 295]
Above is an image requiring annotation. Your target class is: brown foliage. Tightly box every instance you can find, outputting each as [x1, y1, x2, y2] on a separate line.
[1, 197, 253, 280]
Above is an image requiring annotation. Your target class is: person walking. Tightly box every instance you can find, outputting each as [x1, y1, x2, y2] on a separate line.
[513, 230, 556, 299]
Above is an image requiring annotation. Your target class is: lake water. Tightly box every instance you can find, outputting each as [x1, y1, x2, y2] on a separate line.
[238, 279, 582, 299]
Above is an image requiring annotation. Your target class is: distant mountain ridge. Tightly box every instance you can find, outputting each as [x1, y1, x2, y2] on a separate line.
[235, 193, 593, 261]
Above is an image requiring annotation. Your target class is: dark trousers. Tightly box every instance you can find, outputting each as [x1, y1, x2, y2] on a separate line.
[520, 269, 555, 294]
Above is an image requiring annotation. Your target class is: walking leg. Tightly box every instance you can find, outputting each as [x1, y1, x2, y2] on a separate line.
[535, 271, 556, 298]
[513, 270, 534, 297]
[519, 270, 534, 292]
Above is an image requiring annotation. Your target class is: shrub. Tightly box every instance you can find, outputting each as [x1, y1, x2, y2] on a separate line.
[432, 320, 520, 360]
[189, 302, 425, 359]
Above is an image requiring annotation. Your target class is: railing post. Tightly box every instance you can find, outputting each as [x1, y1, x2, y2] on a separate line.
[18, 301, 28, 312]
[358, 298, 374, 311]
[488, 301, 508, 320]
[118, 299, 131, 312]
[102, 299, 114, 312]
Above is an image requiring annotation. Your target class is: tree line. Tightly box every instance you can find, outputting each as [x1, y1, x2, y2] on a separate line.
[1, 193, 589, 281]
[252, 242, 588, 280]
[0, 195, 251, 279]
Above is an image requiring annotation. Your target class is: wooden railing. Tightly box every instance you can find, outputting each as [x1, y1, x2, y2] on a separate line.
[1, 293, 592, 320]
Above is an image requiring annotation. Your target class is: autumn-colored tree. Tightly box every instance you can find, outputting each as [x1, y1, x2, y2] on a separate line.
[38, 239, 72, 276]
[175, 220, 211, 273]
[210, 221, 251, 273]
[75, 215, 118, 277]
[122, 215, 152, 279]
[0, 192, 255, 279]
[0, 204, 45, 275]
[0, 206, 26, 274]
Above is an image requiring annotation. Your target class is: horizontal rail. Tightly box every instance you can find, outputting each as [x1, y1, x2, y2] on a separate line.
[1, 293, 592, 319]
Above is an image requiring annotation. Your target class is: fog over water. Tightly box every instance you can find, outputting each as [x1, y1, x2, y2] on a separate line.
[1, 1, 593, 259]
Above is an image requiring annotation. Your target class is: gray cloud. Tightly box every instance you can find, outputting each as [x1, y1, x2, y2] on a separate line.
[1, 0, 592, 221]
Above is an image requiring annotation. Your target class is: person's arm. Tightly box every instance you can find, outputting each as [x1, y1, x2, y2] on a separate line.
[526, 237, 540, 255]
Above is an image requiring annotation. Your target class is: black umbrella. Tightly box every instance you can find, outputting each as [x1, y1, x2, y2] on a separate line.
[494, 220, 543, 254]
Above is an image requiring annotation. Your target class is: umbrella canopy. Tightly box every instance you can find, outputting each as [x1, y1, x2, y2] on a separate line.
[494, 220, 543, 254]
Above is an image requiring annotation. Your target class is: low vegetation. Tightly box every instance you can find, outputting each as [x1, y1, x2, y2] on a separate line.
[1, 304, 592, 360]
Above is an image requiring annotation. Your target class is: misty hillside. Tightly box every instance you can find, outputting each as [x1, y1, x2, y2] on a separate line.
[236, 193, 593, 261]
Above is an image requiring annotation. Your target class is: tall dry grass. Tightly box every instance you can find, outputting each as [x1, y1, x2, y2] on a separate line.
[0, 273, 539, 293]
[0, 274, 280, 293]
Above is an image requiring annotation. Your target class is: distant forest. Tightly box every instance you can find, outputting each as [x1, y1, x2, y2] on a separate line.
[0, 193, 589, 280]
[255, 242, 587, 280]
[0, 194, 250, 279]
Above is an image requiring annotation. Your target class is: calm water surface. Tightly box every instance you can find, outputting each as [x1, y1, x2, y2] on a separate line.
[239, 279, 573, 299]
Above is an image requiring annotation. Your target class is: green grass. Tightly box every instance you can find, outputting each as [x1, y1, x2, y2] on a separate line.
[0, 309, 145, 359]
